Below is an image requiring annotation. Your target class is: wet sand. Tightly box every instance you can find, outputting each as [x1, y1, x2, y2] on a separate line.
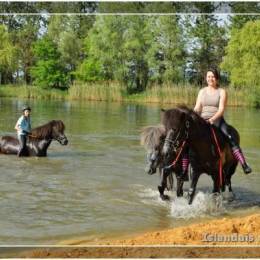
[16, 212, 260, 258]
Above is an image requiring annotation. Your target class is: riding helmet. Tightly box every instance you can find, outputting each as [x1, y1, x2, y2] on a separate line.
[22, 106, 31, 112]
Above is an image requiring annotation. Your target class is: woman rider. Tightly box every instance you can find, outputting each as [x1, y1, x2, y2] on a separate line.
[15, 106, 32, 157]
[181, 68, 252, 179]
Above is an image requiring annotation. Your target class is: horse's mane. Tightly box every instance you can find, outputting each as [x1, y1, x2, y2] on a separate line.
[176, 105, 206, 124]
[30, 120, 65, 139]
[162, 105, 206, 130]
[140, 125, 166, 151]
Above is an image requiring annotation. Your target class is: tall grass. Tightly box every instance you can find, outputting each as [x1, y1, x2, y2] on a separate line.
[0, 83, 256, 107]
[126, 83, 199, 105]
[0, 85, 66, 100]
[68, 81, 124, 102]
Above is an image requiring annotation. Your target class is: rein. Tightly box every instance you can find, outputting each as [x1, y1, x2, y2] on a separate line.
[164, 119, 190, 169]
[28, 134, 38, 138]
[165, 139, 187, 169]
[210, 126, 223, 188]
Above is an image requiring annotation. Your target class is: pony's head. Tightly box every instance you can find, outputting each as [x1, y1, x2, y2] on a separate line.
[161, 106, 193, 157]
[31, 120, 68, 145]
[140, 125, 166, 175]
[50, 120, 68, 145]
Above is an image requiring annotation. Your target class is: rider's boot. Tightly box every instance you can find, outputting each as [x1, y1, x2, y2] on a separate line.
[232, 146, 252, 174]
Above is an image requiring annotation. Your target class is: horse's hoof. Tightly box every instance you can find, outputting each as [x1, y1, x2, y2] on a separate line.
[177, 191, 183, 197]
[160, 194, 170, 201]
[226, 192, 235, 202]
[187, 194, 194, 204]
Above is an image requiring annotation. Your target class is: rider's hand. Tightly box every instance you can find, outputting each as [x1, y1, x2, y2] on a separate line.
[208, 118, 214, 125]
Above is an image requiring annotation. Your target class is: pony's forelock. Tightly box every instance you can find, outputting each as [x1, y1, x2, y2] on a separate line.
[140, 125, 165, 151]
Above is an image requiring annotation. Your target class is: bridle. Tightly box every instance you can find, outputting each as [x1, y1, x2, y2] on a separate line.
[164, 119, 190, 153]
[163, 118, 190, 169]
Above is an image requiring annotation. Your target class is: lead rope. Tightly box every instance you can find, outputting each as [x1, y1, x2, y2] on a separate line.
[165, 140, 187, 169]
[210, 127, 223, 188]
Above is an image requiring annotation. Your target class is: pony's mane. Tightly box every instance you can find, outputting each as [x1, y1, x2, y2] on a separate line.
[176, 105, 205, 124]
[140, 125, 165, 151]
[30, 120, 65, 139]
[162, 105, 206, 130]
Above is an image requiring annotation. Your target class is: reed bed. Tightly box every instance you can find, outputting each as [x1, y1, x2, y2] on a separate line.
[0, 85, 66, 100]
[0, 83, 256, 107]
[68, 81, 124, 102]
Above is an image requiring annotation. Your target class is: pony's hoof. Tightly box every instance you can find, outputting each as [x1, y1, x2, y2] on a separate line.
[177, 191, 184, 197]
[187, 194, 194, 204]
[226, 192, 235, 202]
[160, 194, 170, 201]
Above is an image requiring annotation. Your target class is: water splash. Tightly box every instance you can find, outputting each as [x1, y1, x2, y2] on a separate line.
[170, 192, 226, 219]
[137, 187, 172, 207]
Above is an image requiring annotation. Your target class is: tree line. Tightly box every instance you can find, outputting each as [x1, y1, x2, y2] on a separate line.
[0, 2, 260, 93]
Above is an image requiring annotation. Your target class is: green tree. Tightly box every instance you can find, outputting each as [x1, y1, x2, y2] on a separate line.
[31, 37, 68, 89]
[145, 16, 186, 84]
[0, 25, 18, 84]
[16, 19, 40, 84]
[76, 16, 126, 82]
[221, 20, 260, 88]
[229, 3, 260, 30]
[185, 4, 228, 85]
[47, 16, 87, 83]
[79, 15, 186, 92]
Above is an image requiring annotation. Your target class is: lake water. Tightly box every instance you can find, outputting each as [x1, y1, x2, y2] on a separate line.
[0, 98, 259, 245]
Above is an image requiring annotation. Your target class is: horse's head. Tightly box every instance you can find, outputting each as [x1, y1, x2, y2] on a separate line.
[161, 107, 191, 157]
[145, 143, 164, 175]
[140, 125, 165, 175]
[50, 120, 68, 145]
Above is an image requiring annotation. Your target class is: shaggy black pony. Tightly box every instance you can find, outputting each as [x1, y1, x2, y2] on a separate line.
[0, 120, 68, 157]
[140, 125, 186, 200]
[162, 106, 239, 204]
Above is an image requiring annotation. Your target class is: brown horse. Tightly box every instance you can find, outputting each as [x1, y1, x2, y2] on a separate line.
[161, 106, 239, 204]
[0, 120, 68, 157]
[140, 125, 185, 200]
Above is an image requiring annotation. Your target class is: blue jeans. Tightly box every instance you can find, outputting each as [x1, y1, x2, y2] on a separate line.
[18, 134, 28, 156]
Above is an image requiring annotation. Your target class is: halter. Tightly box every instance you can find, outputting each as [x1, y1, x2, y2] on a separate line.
[165, 119, 190, 152]
[164, 119, 190, 169]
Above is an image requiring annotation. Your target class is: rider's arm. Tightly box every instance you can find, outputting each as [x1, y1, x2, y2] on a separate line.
[209, 89, 227, 124]
[14, 117, 23, 131]
[194, 89, 203, 115]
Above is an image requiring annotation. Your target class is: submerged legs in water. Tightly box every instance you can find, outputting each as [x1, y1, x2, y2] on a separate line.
[17, 135, 28, 157]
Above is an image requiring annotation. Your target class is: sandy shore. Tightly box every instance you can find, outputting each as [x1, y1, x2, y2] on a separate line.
[16, 212, 260, 258]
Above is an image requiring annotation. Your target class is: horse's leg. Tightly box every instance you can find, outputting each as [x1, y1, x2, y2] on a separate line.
[188, 168, 200, 204]
[166, 172, 174, 191]
[221, 169, 226, 193]
[211, 172, 220, 194]
[158, 168, 170, 200]
[224, 163, 237, 201]
[176, 173, 184, 197]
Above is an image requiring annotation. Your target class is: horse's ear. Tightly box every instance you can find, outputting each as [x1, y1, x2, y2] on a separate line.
[160, 109, 166, 123]
[160, 109, 166, 117]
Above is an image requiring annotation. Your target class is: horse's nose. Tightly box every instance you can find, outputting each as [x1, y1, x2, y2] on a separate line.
[64, 139, 68, 145]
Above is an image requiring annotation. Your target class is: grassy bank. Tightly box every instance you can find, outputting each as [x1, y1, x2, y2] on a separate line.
[0, 83, 258, 107]
[0, 85, 67, 100]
